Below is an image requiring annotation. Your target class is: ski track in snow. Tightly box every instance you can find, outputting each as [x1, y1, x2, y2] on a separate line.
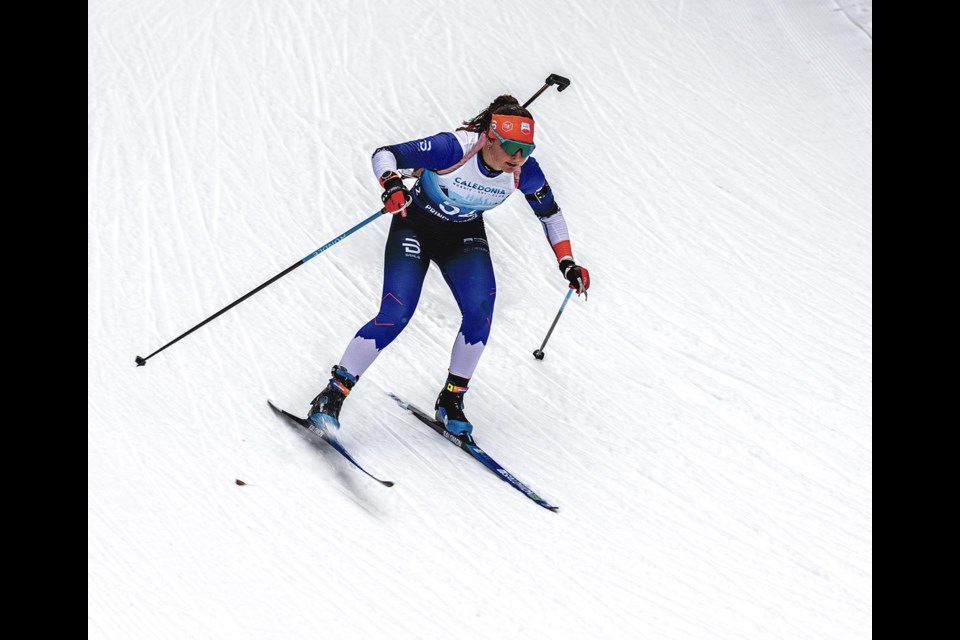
[89, 1, 871, 639]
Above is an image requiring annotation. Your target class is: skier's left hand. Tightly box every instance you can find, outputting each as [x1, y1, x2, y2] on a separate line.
[559, 259, 590, 296]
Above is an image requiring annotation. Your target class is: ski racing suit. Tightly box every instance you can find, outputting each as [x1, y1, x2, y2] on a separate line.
[337, 130, 575, 379]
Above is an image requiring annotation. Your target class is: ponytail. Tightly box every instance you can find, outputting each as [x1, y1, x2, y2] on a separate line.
[458, 95, 534, 132]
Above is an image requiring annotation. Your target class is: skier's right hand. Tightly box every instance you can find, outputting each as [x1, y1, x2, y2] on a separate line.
[379, 170, 412, 216]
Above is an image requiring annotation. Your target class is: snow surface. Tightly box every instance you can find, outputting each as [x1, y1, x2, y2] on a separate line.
[88, 1, 872, 638]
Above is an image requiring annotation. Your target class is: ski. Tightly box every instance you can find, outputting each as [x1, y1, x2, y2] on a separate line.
[268, 400, 394, 487]
[388, 393, 558, 512]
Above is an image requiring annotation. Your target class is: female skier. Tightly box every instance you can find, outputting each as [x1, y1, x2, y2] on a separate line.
[309, 95, 590, 443]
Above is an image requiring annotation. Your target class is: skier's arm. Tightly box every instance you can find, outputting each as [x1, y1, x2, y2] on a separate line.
[519, 160, 575, 266]
[520, 160, 591, 294]
[371, 132, 464, 177]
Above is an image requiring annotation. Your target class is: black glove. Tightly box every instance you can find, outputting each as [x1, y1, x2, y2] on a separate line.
[379, 170, 411, 216]
[559, 259, 591, 296]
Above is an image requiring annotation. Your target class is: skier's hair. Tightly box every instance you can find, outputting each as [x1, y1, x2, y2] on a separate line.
[458, 95, 533, 132]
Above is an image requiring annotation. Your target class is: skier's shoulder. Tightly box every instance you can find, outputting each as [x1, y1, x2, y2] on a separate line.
[423, 130, 482, 171]
[449, 129, 482, 153]
[425, 130, 471, 162]
[517, 156, 546, 193]
[379, 131, 463, 169]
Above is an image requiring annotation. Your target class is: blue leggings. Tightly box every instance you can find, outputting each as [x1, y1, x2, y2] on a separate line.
[338, 213, 496, 378]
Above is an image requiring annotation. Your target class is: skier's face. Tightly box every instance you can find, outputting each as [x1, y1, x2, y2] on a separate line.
[483, 135, 530, 173]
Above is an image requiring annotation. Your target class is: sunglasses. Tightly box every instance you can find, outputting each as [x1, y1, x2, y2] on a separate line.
[488, 128, 536, 158]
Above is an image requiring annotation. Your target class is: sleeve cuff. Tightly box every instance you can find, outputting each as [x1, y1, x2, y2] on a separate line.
[551, 240, 573, 263]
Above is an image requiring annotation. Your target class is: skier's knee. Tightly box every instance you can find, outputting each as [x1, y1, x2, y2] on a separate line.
[374, 311, 412, 335]
[460, 310, 491, 341]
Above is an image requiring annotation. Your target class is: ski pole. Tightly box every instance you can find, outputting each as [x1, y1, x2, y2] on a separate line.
[532, 288, 575, 360]
[135, 208, 390, 367]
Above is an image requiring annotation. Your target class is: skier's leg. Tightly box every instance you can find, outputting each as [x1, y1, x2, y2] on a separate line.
[436, 231, 497, 380]
[310, 217, 429, 425]
[337, 215, 430, 376]
[430, 232, 495, 438]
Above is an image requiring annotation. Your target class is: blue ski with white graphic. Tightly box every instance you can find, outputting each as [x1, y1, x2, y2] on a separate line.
[389, 393, 558, 512]
[268, 400, 394, 487]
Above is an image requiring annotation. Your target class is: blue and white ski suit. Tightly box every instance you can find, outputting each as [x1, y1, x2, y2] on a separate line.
[337, 130, 574, 379]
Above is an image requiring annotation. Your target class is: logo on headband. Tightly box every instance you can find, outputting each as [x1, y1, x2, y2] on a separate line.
[490, 114, 535, 143]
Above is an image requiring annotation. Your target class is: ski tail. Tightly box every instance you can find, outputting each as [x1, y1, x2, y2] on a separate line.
[268, 400, 394, 487]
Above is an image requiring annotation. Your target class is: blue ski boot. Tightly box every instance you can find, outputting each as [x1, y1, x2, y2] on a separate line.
[435, 373, 475, 444]
[309, 365, 359, 431]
